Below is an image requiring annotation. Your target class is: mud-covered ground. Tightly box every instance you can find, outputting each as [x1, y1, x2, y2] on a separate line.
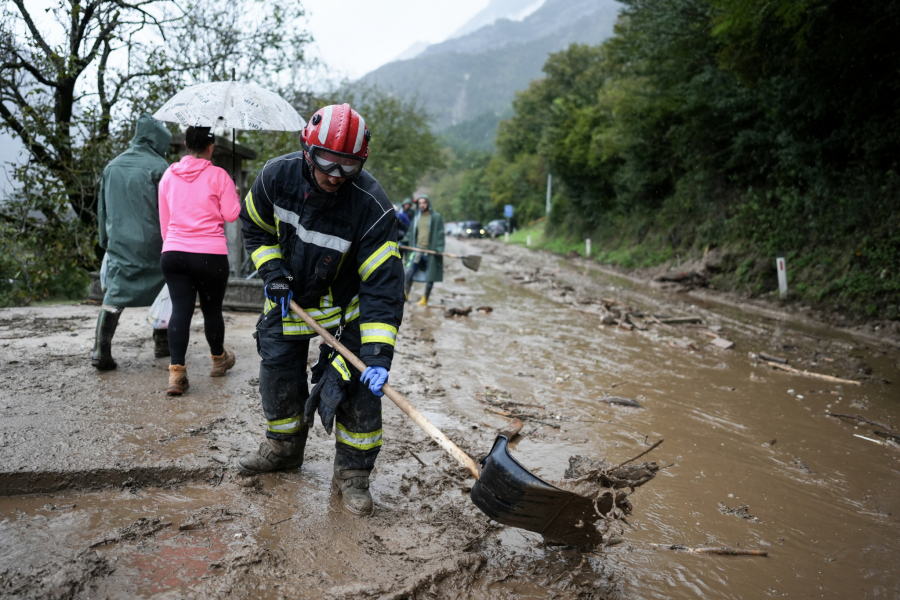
[1, 238, 898, 599]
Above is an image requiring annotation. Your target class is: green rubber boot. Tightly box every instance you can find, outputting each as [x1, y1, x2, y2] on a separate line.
[91, 308, 121, 370]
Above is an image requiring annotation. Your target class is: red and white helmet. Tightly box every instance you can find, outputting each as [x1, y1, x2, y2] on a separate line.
[301, 103, 370, 179]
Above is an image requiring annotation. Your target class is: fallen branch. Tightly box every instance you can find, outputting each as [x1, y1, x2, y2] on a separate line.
[765, 361, 861, 386]
[616, 439, 663, 469]
[655, 544, 767, 556]
[826, 412, 895, 432]
[759, 352, 787, 364]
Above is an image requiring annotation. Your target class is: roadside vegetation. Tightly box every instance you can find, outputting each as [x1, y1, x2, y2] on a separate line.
[0, 1, 439, 307]
[429, 0, 900, 319]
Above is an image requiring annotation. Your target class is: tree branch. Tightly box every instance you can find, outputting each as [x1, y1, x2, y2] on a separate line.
[0, 98, 59, 170]
[10, 0, 62, 70]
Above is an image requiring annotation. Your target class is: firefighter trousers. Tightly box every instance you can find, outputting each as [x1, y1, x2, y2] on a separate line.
[255, 307, 383, 472]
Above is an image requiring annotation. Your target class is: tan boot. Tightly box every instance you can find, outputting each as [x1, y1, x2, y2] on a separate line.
[209, 349, 235, 377]
[167, 364, 190, 396]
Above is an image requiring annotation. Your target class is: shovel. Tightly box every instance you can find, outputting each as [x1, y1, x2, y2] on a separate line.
[400, 245, 481, 272]
[288, 300, 603, 548]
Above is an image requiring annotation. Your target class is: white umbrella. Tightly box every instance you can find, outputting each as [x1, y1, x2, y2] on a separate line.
[153, 81, 305, 131]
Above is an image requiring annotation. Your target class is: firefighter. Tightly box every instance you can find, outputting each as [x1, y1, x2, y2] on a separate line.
[237, 104, 405, 517]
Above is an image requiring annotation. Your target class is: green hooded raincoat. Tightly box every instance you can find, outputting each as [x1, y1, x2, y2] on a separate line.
[97, 113, 172, 306]
[402, 208, 445, 283]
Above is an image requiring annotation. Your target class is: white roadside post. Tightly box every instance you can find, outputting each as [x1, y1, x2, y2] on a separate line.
[527, 235, 532, 246]
[545, 174, 552, 216]
[504, 232, 509, 242]
[585, 238, 591, 257]
[776, 255, 788, 297]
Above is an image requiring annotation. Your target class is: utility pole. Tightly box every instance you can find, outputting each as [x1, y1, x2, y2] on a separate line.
[545, 174, 552, 216]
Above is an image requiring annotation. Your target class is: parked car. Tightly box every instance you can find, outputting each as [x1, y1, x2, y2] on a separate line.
[485, 219, 509, 238]
[458, 220, 484, 238]
[444, 222, 461, 236]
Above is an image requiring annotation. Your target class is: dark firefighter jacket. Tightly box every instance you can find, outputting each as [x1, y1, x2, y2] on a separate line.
[240, 153, 405, 370]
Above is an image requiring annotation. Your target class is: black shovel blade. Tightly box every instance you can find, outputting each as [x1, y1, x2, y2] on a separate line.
[470, 435, 604, 548]
[461, 255, 481, 271]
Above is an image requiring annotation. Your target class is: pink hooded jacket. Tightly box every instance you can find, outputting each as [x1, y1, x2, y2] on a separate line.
[158, 155, 241, 255]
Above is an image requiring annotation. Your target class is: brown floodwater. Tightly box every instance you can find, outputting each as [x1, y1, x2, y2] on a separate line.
[0, 238, 897, 599]
[422, 239, 900, 598]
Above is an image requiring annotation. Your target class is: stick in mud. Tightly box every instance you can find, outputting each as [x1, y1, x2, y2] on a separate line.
[616, 439, 663, 469]
[826, 412, 895, 432]
[765, 361, 861, 385]
[655, 544, 768, 556]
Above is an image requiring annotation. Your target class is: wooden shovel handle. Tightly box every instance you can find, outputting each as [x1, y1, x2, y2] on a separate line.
[288, 299, 481, 479]
[400, 245, 461, 259]
[499, 418, 523, 440]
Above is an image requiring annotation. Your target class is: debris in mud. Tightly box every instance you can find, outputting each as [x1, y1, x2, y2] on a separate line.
[598, 395, 642, 408]
[0, 549, 113, 600]
[41, 503, 76, 511]
[445, 306, 473, 317]
[826, 412, 895, 432]
[537, 452, 660, 548]
[654, 270, 709, 288]
[655, 544, 768, 556]
[759, 351, 788, 364]
[718, 502, 762, 523]
[765, 361, 861, 386]
[791, 455, 816, 474]
[657, 316, 704, 325]
[481, 385, 560, 427]
[89, 516, 172, 548]
[710, 337, 735, 350]
[475, 305, 493, 313]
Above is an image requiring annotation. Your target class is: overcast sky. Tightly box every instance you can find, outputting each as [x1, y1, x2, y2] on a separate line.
[0, 0, 491, 195]
[302, 0, 490, 80]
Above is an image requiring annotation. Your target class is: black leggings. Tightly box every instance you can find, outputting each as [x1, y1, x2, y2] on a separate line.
[160, 251, 230, 366]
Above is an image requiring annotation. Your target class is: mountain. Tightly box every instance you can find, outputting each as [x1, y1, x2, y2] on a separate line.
[447, 0, 546, 40]
[358, 0, 621, 150]
[392, 40, 431, 62]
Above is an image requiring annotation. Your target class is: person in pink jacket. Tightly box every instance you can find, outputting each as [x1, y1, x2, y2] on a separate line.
[158, 126, 241, 395]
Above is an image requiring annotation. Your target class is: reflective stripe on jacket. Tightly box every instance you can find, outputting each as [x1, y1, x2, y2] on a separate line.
[240, 153, 404, 369]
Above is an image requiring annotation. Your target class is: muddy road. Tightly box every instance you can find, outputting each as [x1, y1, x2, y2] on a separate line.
[1, 238, 898, 599]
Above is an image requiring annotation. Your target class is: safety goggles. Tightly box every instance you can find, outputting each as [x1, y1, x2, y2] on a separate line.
[306, 145, 366, 178]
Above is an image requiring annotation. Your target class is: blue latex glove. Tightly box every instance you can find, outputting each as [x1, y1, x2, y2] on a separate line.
[265, 278, 293, 318]
[361, 366, 389, 397]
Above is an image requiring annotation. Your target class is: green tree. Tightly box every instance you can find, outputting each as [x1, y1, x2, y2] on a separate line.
[0, 0, 312, 304]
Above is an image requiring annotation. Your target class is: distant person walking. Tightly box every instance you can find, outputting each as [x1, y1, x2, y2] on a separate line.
[158, 127, 241, 395]
[93, 113, 172, 370]
[402, 195, 445, 306]
[395, 200, 411, 242]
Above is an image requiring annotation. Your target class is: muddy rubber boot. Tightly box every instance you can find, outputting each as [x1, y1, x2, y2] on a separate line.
[91, 308, 121, 370]
[166, 364, 190, 396]
[209, 349, 235, 377]
[332, 469, 374, 516]
[152, 329, 170, 358]
[404, 277, 413, 301]
[237, 435, 307, 475]
[416, 295, 428, 306]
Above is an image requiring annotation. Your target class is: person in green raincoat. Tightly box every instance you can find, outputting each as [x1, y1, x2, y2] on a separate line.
[92, 113, 172, 370]
[402, 195, 445, 306]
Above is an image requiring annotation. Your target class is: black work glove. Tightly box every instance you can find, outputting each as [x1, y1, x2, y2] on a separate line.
[304, 347, 356, 435]
[304, 375, 347, 435]
[264, 277, 293, 318]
